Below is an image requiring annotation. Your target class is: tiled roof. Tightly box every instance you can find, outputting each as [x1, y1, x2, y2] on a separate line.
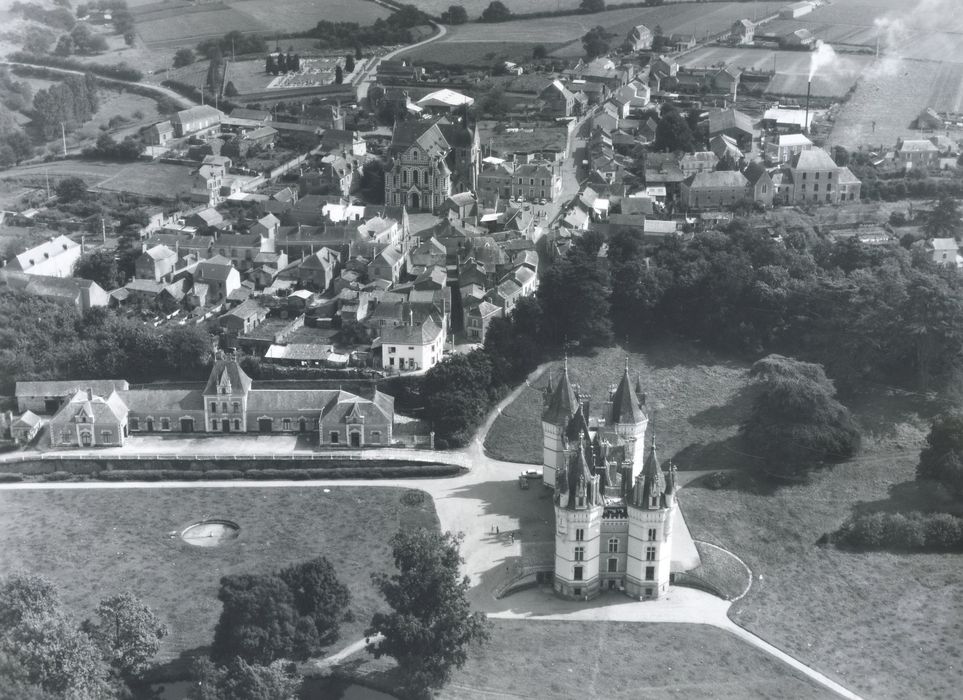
[17, 379, 129, 398]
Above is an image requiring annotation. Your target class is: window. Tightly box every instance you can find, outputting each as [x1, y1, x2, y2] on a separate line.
[573, 566, 583, 581]
[388, 346, 396, 354]
[221, 402, 228, 413]
[575, 528, 584, 541]
[646, 546, 656, 561]
[282, 418, 292, 431]
[61, 430, 72, 444]
[802, 172, 807, 179]
[233, 402, 240, 414]
[101, 430, 112, 444]
[608, 558, 618, 573]
[371, 430, 381, 443]
[160, 417, 171, 431]
[210, 402, 217, 413]
[648, 528, 657, 541]
[574, 546, 584, 561]
[130, 418, 139, 431]
[573, 587, 582, 596]
[211, 420, 218, 431]
[402, 170, 408, 184]
[608, 538, 619, 553]
[645, 566, 655, 581]
[330, 431, 339, 444]
[815, 172, 821, 179]
[814, 183, 819, 192]
[233, 419, 241, 430]
[650, 497, 658, 508]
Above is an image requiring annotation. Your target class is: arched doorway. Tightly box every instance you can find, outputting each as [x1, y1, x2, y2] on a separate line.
[409, 191, 420, 210]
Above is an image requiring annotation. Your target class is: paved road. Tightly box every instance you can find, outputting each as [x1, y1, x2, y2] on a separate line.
[355, 20, 448, 101]
[0, 362, 863, 699]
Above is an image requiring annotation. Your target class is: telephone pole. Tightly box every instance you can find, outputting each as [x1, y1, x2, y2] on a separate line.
[60, 122, 67, 156]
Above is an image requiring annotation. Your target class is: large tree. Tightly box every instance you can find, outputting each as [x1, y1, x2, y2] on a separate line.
[923, 197, 961, 239]
[367, 530, 491, 696]
[83, 592, 169, 678]
[480, 1, 511, 22]
[173, 47, 195, 68]
[74, 249, 119, 290]
[580, 0, 606, 12]
[917, 413, 963, 500]
[446, 4, 468, 24]
[654, 107, 695, 153]
[537, 254, 613, 349]
[741, 355, 861, 476]
[582, 26, 611, 59]
[189, 657, 301, 700]
[278, 557, 351, 647]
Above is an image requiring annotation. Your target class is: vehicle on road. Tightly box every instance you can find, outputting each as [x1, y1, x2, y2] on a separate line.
[520, 469, 540, 479]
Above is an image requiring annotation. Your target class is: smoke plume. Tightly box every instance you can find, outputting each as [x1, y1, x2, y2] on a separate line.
[808, 40, 837, 82]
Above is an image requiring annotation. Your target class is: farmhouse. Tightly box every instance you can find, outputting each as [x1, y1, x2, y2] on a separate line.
[680, 171, 750, 210]
[6, 235, 81, 278]
[731, 19, 755, 44]
[144, 120, 174, 147]
[895, 138, 940, 169]
[779, 1, 815, 19]
[624, 24, 654, 51]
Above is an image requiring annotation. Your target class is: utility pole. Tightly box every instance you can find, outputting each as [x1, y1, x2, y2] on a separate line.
[101, 217, 106, 243]
[60, 122, 67, 156]
[44, 168, 50, 199]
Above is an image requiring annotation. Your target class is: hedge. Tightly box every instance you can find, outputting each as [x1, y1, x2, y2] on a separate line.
[8, 52, 143, 81]
[833, 511, 963, 552]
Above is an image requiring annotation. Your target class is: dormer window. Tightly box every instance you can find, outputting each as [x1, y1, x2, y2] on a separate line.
[650, 496, 658, 507]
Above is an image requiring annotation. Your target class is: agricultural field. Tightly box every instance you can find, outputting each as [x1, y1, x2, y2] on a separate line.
[429, 2, 784, 57]
[405, 41, 565, 68]
[408, 0, 583, 17]
[93, 161, 197, 198]
[230, 0, 390, 29]
[136, 6, 269, 49]
[827, 58, 963, 149]
[0, 486, 439, 662]
[679, 46, 874, 98]
[488, 339, 963, 699]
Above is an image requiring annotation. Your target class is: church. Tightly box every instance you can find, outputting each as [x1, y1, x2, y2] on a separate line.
[542, 361, 678, 600]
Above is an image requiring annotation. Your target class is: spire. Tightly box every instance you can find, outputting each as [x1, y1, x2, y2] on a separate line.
[542, 363, 579, 425]
[642, 437, 666, 496]
[610, 365, 645, 425]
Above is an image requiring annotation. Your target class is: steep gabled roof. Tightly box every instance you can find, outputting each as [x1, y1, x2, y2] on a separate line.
[611, 366, 645, 425]
[202, 357, 253, 396]
[542, 365, 579, 425]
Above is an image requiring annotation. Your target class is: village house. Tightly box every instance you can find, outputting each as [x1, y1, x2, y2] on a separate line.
[296, 247, 341, 291]
[172, 105, 223, 137]
[6, 235, 82, 278]
[135, 244, 179, 282]
[368, 245, 405, 284]
[540, 80, 577, 118]
[144, 120, 174, 147]
[925, 238, 963, 268]
[731, 19, 755, 44]
[765, 132, 813, 164]
[680, 152, 719, 177]
[379, 316, 445, 372]
[193, 255, 240, 303]
[0, 271, 109, 313]
[744, 162, 774, 207]
[707, 108, 756, 152]
[624, 24, 654, 51]
[465, 300, 503, 343]
[895, 138, 941, 170]
[680, 170, 751, 210]
[219, 299, 269, 335]
[4, 409, 41, 445]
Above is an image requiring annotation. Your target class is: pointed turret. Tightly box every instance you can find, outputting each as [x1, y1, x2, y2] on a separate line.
[642, 438, 666, 495]
[610, 365, 645, 426]
[542, 363, 579, 426]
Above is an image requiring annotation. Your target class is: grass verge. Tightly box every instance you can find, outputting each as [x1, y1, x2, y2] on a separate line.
[0, 486, 438, 664]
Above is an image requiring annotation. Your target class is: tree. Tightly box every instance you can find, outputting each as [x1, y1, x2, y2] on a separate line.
[278, 557, 351, 646]
[224, 81, 238, 97]
[917, 413, 963, 500]
[741, 355, 861, 476]
[654, 107, 695, 152]
[447, 4, 468, 24]
[23, 25, 55, 54]
[5, 131, 33, 164]
[189, 657, 301, 700]
[421, 351, 496, 446]
[354, 45, 363, 60]
[367, 530, 491, 696]
[334, 64, 343, 84]
[532, 44, 547, 59]
[56, 176, 87, 202]
[265, 54, 276, 74]
[0, 574, 112, 699]
[54, 34, 73, 56]
[83, 592, 168, 678]
[923, 197, 962, 239]
[74, 250, 119, 289]
[481, 1, 511, 22]
[344, 54, 355, 73]
[537, 254, 613, 348]
[173, 47, 195, 68]
[582, 26, 611, 59]
[580, 0, 606, 12]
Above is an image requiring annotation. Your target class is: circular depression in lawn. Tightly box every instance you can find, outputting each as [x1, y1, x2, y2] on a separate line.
[181, 519, 240, 547]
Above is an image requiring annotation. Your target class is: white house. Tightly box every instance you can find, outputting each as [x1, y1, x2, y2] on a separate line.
[380, 317, 444, 372]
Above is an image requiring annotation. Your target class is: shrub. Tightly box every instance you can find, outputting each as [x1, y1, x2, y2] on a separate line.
[837, 511, 963, 551]
[923, 513, 962, 549]
[0, 473, 23, 482]
[42, 471, 73, 481]
[204, 469, 244, 480]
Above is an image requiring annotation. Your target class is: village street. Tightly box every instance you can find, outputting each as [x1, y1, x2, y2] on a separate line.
[0, 362, 863, 699]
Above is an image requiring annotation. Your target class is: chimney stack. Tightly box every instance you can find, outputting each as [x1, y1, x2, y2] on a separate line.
[804, 80, 812, 135]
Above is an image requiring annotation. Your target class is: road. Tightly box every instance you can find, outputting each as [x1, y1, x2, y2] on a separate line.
[0, 361, 863, 699]
[354, 20, 448, 101]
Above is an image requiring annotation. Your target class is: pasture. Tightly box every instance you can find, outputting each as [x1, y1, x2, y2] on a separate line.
[405, 41, 564, 67]
[231, 0, 391, 28]
[679, 46, 873, 98]
[93, 161, 197, 198]
[0, 486, 438, 662]
[408, 0, 583, 17]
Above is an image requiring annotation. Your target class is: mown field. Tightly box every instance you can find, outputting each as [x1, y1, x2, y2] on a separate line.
[679, 46, 874, 98]
[405, 41, 565, 67]
[0, 486, 438, 663]
[93, 161, 197, 198]
[486, 338, 963, 699]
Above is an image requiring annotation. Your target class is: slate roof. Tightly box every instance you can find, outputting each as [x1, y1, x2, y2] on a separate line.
[381, 317, 442, 345]
[17, 379, 129, 398]
[543, 366, 579, 425]
[707, 108, 755, 136]
[122, 388, 204, 412]
[203, 357, 253, 396]
[610, 367, 645, 425]
[790, 148, 838, 171]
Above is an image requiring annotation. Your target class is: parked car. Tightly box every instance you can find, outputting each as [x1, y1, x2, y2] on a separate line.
[520, 469, 540, 479]
[539, 198, 547, 205]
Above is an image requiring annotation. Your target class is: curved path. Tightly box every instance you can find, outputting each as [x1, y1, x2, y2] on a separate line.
[355, 20, 447, 100]
[0, 361, 863, 699]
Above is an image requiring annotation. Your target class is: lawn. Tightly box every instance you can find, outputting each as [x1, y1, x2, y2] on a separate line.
[345, 620, 836, 699]
[484, 339, 752, 470]
[137, 6, 268, 49]
[404, 41, 564, 67]
[0, 486, 438, 664]
[409, 0, 584, 17]
[231, 0, 391, 30]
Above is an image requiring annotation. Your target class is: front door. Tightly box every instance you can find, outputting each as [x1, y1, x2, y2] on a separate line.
[80, 432, 91, 446]
[258, 418, 272, 433]
[222, 419, 230, 432]
[350, 432, 361, 447]
[180, 418, 194, 433]
[146, 418, 154, 432]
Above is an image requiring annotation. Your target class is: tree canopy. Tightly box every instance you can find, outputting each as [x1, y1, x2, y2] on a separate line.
[367, 530, 491, 696]
[654, 107, 695, 152]
[923, 197, 961, 239]
[189, 657, 301, 700]
[446, 4, 468, 24]
[582, 26, 611, 59]
[481, 1, 512, 22]
[917, 413, 963, 500]
[580, 0, 606, 12]
[741, 355, 861, 476]
[82, 592, 168, 678]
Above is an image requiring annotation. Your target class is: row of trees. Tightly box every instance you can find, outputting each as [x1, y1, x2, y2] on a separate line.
[309, 4, 431, 49]
[32, 71, 99, 140]
[0, 574, 167, 697]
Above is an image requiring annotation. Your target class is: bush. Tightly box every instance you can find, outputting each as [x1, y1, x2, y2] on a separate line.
[42, 471, 73, 481]
[204, 469, 244, 480]
[836, 511, 963, 551]
[0, 473, 24, 482]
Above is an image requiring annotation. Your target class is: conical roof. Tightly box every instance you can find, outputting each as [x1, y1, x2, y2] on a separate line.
[543, 365, 579, 425]
[611, 366, 645, 425]
[642, 439, 666, 495]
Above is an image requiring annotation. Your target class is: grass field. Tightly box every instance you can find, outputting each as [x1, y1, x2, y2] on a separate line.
[0, 486, 438, 663]
[409, 0, 583, 16]
[484, 339, 751, 469]
[231, 0, 390, 29]
[828, 58, 963, 149]
[352, 619, 836, 699]
[404, 41, 565, 67]
[679, 47, 874, 98]
[93, 161, 196, 198]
